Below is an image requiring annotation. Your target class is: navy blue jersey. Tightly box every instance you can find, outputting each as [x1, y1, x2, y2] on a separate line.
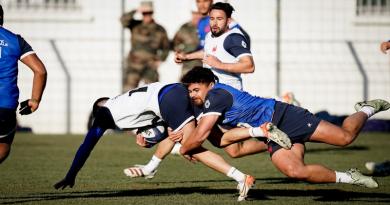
[158, 83, 195, 131]
[223, 33, 251, 58]
[201, 83, 276, 127]
[0, 27, 34, 109]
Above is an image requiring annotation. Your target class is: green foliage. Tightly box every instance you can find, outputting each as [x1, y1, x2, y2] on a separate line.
[1, 133, 389, 205]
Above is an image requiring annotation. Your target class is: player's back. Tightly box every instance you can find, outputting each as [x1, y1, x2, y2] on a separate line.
[103, 82, 166, 129]
[213, 83, 275, 127]
[0, 27, 22, 109]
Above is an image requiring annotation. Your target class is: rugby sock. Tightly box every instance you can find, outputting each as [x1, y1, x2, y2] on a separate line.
[143, 155, 162, 174]
[227, 167, 246, 183]
[335, 171, 353, 183]
[249, 127, 265, 137]
[359, 106, 375, 118]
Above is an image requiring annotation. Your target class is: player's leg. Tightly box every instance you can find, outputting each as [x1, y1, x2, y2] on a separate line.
[310, 99, 390, 146]
[190, 146, 255, 201]
[223, 140, 268, 158]
[0, 108, 16, 164]
[123, 137, 175, 179]
[271, 143, 336, 182]
[270, 143, 378, 188]
[207, 126, 265, 157]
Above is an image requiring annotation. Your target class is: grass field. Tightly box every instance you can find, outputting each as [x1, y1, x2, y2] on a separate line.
[1, 132, 389, 205]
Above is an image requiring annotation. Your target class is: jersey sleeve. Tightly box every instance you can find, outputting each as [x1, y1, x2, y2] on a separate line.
[223, 33, 251, 58]
[202, 88, 233, 117]
[159, 85, 195, 132]
[16, 35, 35, 59]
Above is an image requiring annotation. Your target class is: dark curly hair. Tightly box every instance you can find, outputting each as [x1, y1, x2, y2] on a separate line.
[181, 66, 218, 86]
[210, 2, 235, 18]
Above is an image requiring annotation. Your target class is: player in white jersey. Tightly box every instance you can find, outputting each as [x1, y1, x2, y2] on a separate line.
[53, 82, 256, 201]
[174, 2, 254, 90]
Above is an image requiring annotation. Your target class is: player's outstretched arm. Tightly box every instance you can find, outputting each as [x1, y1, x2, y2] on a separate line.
[54, 126, 106, 190]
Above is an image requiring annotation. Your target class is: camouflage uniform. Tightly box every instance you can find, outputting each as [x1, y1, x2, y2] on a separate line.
[172, 22, 202, 76]
[121, 10, 170, 91]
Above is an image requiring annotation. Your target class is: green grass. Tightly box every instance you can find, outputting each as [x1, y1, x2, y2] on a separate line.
[1, 132, 389, 205]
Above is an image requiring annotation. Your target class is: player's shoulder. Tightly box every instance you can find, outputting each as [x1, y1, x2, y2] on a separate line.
[208, 85, 232, 100]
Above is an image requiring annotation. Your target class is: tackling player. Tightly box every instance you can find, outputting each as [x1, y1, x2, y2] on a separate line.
[180, 67, 390, 189]
[54, 82, 257, 201]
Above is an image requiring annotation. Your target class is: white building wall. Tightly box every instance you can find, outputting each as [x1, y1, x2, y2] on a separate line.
[2, 0, 389, 133]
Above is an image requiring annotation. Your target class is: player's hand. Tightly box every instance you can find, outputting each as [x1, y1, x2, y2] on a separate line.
[183, 154, 197, 163]
[167, 127, 183, 142]
[380, 42, 390, 54]
[174, 51, 186, 63]
[19, 99, 39, 115]
[202, 54, 221, 69]
[136, 134, 150, 147]
[54, 177, 75, 190]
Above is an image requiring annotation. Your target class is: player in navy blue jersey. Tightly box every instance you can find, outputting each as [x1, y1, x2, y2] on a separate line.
[0, 5, 47, 164]
[53, 82, 255, 201]
[180, 67, 390, 188]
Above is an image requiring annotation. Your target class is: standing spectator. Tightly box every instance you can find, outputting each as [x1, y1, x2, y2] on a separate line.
[120, 1, 170, 91]
[172, 7, 203, 76]
[0, 5, 47, 164]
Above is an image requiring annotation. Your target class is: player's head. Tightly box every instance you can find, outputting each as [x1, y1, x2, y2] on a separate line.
[209, 2, 234, 37]
[91, 97, 116, 129]
[0, 5, 4, 26]
[181, 66, 217, 106]
[92, 97, 109, 118]
[196, 0, 213, 16]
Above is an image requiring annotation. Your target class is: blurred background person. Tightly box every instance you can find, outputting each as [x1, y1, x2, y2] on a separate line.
[171, 4, 203, 77]
[120, 1, 170, 91]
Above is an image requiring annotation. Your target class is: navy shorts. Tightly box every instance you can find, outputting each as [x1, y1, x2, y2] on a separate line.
[0, 108, 16, 144]
[268, 101, 321, 156]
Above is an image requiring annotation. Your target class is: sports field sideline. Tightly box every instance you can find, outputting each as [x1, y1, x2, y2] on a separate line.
[0, 132, 389, 205]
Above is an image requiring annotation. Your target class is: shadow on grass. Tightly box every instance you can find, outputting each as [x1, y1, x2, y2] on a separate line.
[306, 145, 369, 154]
[1, 186, 390, 204]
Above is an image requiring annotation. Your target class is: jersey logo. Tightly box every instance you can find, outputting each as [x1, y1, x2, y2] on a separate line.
[241, 40, 247, 48]
[212, 46, 217, 53]
[205, 100, 210, 108]
[0, 40, 8, 47]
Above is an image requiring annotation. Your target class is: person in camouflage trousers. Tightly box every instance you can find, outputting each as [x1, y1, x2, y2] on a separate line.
[120, 1, 170, 91]
[172, 9, 203, 77]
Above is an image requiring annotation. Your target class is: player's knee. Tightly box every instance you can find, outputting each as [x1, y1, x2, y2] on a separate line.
[226, 150, 241, 158]
[223, 147, 242, 158]
[283, 165, 308, 180]
[338, 132, 355, 147]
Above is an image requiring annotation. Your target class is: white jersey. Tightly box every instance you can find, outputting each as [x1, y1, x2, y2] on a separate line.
[103, 82, 166, 130]
[203, 27, 252, 90]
